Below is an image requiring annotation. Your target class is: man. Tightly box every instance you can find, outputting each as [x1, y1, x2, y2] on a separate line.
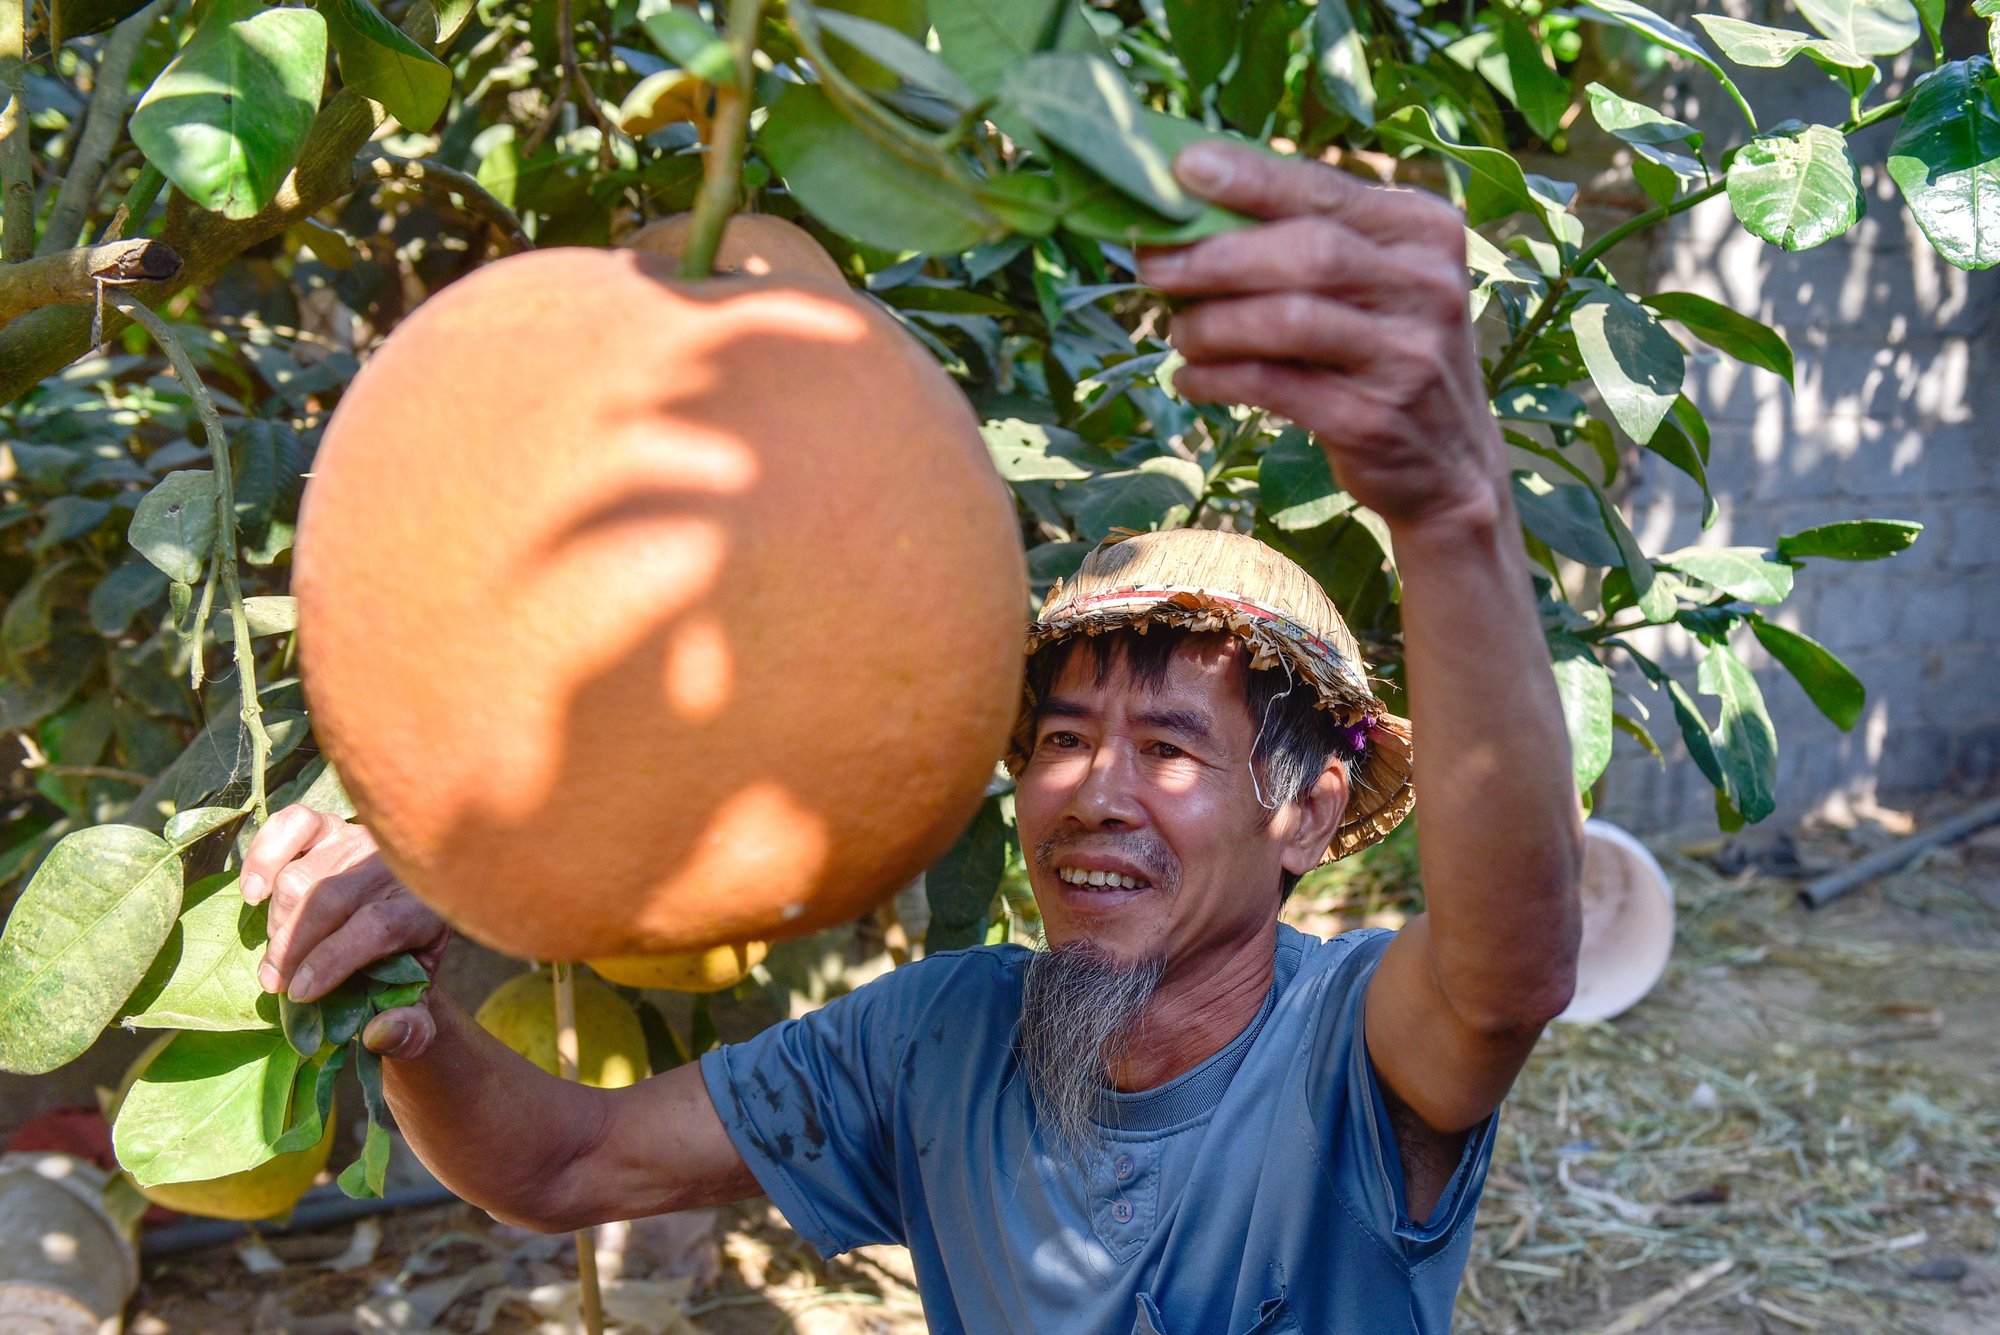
[243, 142, 1581, 1334]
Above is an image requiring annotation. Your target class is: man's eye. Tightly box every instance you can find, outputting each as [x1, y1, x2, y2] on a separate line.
[1152, 742, 1186, 759]
[1041, 732, 1082, 749]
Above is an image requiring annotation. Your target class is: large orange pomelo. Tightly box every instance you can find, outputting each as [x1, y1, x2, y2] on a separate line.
[624, 212, 846, 285]
[294, 247, 1026, 959]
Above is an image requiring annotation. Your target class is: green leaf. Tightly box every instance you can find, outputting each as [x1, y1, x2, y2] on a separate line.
[1775, 518, 1923, 560]
[640, 7, 736, 83]
[164, 806, 240, 847]
[1698, 636, 1778, 822]
[317, 0, 451, 129]
[1512, 474, 1623, 567]
[760, 84, 994, 253]
[338, 1118, 391, 1198]
[1643, 292, 1793, 383]
[363, 953, 430, 985]
[817, 0, 930, 91]
[1585, 82, 1699, 147]
[1500, 13, 1570, 142]
[128, 470, 217, 586]
[1728, 123, 1864, 251]
[932, 0, 1102, 100]
[925, 793, 1010, 953]
[121, 870, 277, 1032]
[1259, 429, 1351, 531]
[1692, 14, 1870, 75]
[319, 984, 373, 1048]
[1166, 0, 1239, 91]
[173, 709, 309, 810]
[1641, 411, 1715, 526]
[1629, 649, 1725, 790]
[1003, 53, 1198, 220]
[812, 9, 977, 108]
[1662, 545, 1795, 603]
[1312, 0, 1375, 126]
[1066, 456, 1205, 541]
[3, 560, 72, 668]
[983, 420, 1097, 481]
[0, 825, 182, 1074]
[1796, 0, 1920, 57]
[1886, 58, 2000, 271]
[88, 561, 169, 636]
[1378, 106, 1536, 228]
[1914, 0, 1946, 56]
[113, 1029, 300, 1187]
[1577, 0, 1755, 129]
[1570, 287, 1685, 444]
[129, 0, 329, 220]
[1549, 632, 1614, 792]
[34, 496, 113, 553]
[280, 994, 324, 1057]
[1218, 0, 1296, 134]
[1750, 616, 1865, 730]
[1054, 111, 1255, 243]
[272, 1044, 345, 1154]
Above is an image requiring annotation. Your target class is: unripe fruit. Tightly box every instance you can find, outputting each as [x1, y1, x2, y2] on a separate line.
[474, 971, 650, 1088]
[623, 211, 847, 285]
[296, 247, 1026, 958]
[589, 941, 769, 993]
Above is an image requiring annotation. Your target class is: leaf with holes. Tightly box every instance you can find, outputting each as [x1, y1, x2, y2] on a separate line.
[128, 470, 217, 586]
[0, 825, 182, 1074]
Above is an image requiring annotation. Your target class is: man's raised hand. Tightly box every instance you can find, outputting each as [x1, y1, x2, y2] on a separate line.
[240, 806, 450, 1059]
[1137, 141, 1506, 534]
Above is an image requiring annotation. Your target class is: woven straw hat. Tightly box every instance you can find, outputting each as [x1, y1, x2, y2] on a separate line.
[1015, 528, 1414, 860]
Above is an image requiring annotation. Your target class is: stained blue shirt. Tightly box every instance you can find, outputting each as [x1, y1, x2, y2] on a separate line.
[700, 923, 1495, 1334]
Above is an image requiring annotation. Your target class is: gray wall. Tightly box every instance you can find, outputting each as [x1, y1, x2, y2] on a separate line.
[1598, 31, 2000, 833]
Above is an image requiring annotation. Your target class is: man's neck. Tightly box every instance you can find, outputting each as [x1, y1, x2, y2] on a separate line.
[1108, 926, 1278, 1092]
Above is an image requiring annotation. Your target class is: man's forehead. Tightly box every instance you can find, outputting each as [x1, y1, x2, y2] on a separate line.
[1043, 633, 1252, 705]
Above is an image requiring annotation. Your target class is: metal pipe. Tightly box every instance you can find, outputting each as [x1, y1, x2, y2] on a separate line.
[140, 1183, 463, 1259]
[1800, 795, 2000, 909]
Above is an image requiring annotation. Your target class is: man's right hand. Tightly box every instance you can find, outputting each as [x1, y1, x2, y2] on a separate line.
[241, 805, 451, 1060]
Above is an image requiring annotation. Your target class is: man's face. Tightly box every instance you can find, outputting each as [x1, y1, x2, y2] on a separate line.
[1013, 634, 1338, 975]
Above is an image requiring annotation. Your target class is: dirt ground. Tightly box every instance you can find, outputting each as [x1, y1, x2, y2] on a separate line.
[120, 796, 2000, 1335]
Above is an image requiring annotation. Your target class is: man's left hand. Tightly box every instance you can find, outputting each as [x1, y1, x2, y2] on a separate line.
[1137, 142, 1502, 533]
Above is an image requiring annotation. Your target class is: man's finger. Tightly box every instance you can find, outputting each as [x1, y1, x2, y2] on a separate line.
[1172, 141, 1460, 245]
[260, 856, 392, 995]
[284, 897, 444, 1003]
[1168, 292, 1388, 370]
[1138, 216, 1402, 304]
[361, 1004, 436, 1061]
[240, 805, 338, 905]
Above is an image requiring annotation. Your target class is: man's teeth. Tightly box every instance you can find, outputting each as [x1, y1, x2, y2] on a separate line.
[1056, 868, 1147, 889]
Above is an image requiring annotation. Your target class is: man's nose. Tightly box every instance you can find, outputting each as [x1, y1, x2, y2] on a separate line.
[1067, 742, 1144, 828]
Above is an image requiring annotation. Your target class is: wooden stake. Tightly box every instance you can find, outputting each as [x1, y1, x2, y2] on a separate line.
[552, 963, 605, 1335]
[1580, 1256, 1735, 1335]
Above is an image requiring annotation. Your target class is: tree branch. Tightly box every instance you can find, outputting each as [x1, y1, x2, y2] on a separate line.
[356, 153, 531, 253]
[35, 0, 168, 256]
[0, 236, 178, 326]
[677, 0, 764, 279]
[1, 0, 30, 262]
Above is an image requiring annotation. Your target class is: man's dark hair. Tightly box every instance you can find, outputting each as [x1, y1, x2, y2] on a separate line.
[1023, 626, 1358, 901]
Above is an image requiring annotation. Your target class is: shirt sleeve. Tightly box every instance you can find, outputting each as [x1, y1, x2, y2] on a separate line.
[700, 974, 908, 1257]
[1307, 930, 1498, 1269]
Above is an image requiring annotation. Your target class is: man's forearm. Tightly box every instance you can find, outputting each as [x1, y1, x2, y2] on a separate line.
[1391, 481, 1582, 1030]
[381, 990, 610, 1230]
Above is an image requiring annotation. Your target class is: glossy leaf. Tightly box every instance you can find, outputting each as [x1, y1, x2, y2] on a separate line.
[932, 0, 1102, 99]
[1055, 112, 1256, 243]
[338, 1118, 392, 1198]
[130, 0, 328, 219]
[1663, 546, 1795, 604]
[813, 9, 977, 108]
[1570, 287, 1685, 444]
[1512, 474, 1622, 568]
[926, 793, 1010, 953]
[1776, 518, 1923, 560]
[1377, 106, 1532, 227]
[1259, 429, 1352, 531]
[761, 85, 994, 253]
[640, 8, 735, 83]
[1500, 14, 1570, 142]
[1750, 617, 1865, 730]
[1312, 0, 1375, 126]
[1728, 123, 1863, 251]
[1886, 59, 2000, 271]
[1003, 54, 1198, 220]
[984, 420, 1097, 481]
[1796, 0, 1920, 57]
[121, 871, 277, 1031]
[1066, 457, 1204, 541]
[128, 470, 217, 586]
[114, 1029, 300, 1187]
[1643, 292, 1793, 383]
[1549, 633, 1614, 792]
[88, 560, 169, 636]
[1698, 636, 1778, 823]
[0, 824, 182, 1074]
[1219, 0, 1296, 134]
[1578, 0, 1755, 129]
[1585, 82, 1699, 147]
[1166, 0, 1239, 91]
[318, 0, 451, 128]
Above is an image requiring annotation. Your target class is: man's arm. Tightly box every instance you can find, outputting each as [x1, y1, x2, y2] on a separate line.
[1140, 146, 1583, 1147]
[243, 807, 760, 1231]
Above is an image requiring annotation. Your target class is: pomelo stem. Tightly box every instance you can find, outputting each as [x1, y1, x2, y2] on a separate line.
[551, 962, 606, 1335]
[677, 0, 765, 280]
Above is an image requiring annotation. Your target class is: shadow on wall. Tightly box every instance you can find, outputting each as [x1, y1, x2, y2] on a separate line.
[1598, 9, 2000, 834]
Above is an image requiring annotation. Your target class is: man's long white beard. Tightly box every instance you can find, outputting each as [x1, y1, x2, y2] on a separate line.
[1018, 942, 1167, 1166]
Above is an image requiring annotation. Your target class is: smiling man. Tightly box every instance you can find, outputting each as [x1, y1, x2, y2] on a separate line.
[242, 143, 1582, 1334]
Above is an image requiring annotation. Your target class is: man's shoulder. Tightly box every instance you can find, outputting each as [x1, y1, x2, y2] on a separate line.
[1280, 921, 1396, 982]
[834, 941, 1031, 1023]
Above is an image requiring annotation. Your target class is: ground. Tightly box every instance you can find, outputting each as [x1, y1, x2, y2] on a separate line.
[118, 796, 2000, 1335]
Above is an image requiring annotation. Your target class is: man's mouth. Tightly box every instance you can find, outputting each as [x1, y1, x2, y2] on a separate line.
[1054, 866, 1153, 891]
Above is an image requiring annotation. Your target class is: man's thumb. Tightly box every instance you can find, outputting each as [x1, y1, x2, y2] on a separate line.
[362, 1004, 435, 1060]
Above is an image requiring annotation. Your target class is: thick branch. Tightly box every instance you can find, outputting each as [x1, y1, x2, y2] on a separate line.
[678, 0, 764, 279]
[1, 0, 29, 262]
[356, 153, 531, 253]
[0, 236, 179, 325]
[36, 0, 168, 256]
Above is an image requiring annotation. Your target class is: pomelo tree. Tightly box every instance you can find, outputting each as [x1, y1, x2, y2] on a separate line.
[0, 0, 1989, 1197]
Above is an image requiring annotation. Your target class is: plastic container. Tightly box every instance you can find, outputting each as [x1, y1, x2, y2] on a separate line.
[0, 1152, 137, 1335]
[1555, 820, 1676, 1024]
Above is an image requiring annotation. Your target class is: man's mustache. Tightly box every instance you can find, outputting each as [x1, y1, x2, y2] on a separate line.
[1032, 827, 1179, 892]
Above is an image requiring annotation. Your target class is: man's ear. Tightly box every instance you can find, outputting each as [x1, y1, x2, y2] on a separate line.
[1280, 757, 1350, 877]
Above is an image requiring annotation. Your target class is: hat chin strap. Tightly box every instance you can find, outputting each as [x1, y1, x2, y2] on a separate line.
[1248, 662, 1298, 813]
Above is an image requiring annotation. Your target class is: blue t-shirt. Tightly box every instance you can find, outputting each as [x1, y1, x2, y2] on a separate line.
[700, 923, 1495, 1334]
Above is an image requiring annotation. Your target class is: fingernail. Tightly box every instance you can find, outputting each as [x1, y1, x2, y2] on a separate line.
[365, 1018, 409, 1054]
[1177, 144, 1229, 191]
[258, 962, 281, 993]
[287, 966, 316, 1001]
[241, 872, 264, 902]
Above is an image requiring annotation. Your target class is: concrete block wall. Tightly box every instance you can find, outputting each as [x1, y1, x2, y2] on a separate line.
[1597, 25, 2000, 832]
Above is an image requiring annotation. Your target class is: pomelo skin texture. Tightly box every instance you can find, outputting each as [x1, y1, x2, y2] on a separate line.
[474, 971, 650, 1088]
[589, 940, 768, 992]
[624, 212, 847, 285]
[295, 247, 1026, 959]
